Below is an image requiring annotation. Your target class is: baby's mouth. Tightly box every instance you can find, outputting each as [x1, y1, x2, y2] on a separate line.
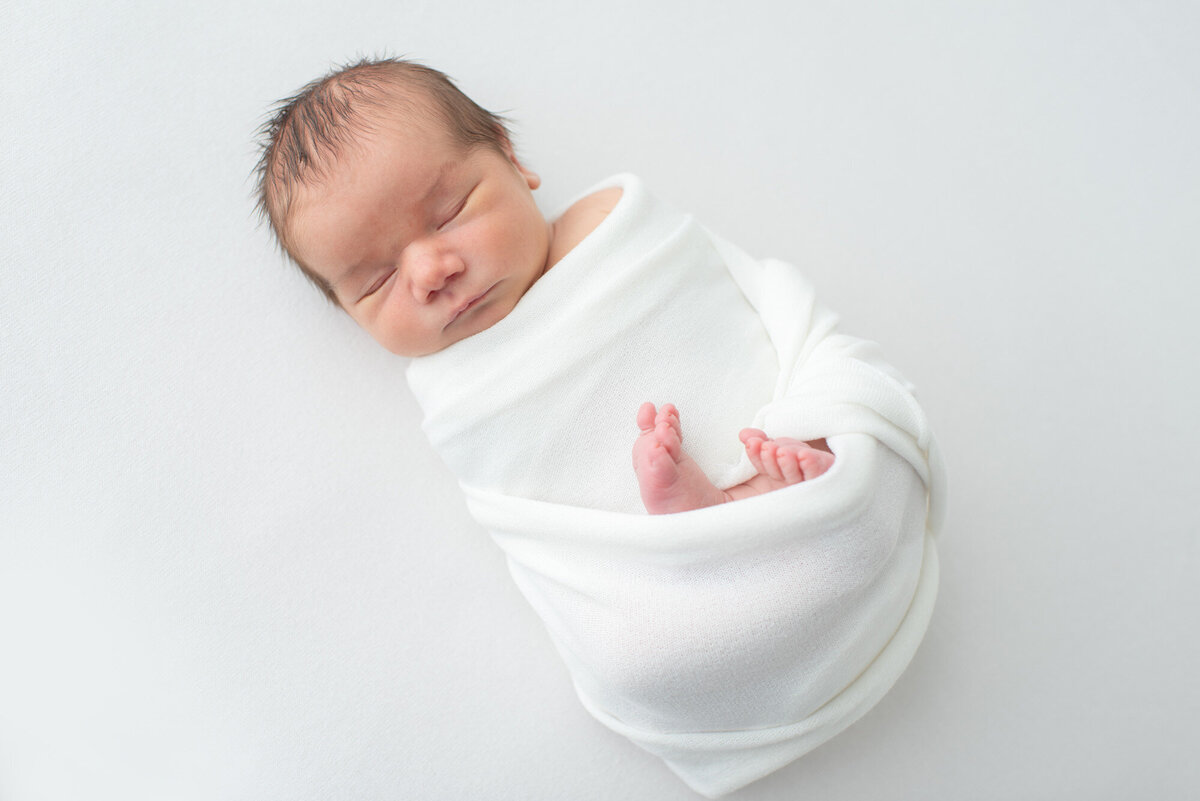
[445, 287, 492, 328]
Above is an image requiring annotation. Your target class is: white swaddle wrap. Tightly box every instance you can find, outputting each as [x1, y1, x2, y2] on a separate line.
[406, 174, 945, 797]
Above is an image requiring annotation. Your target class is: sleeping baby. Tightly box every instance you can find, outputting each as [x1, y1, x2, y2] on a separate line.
[255, 59, 834, 516]
[255, 58, 944, 798]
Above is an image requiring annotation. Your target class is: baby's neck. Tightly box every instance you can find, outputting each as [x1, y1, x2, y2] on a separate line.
[544, 186, 624, 272]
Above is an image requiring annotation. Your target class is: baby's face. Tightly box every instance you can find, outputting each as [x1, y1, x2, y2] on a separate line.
[287, 116, 550, 356]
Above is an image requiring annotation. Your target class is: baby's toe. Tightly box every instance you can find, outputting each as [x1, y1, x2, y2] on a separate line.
[657, 404, 682, 436]
[636, 437, 682, 485]
[759, 441, 785, 481]
[655, 419, 683, 460]
[777, 449, 804, 483]
[742, 434, 767, 474]
[637, 402, 657, 432]
[739, 427, 767, 444]
[795, 447, 835, 480]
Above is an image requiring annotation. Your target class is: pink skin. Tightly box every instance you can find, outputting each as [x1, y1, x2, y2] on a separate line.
[632, 402, 835, 515]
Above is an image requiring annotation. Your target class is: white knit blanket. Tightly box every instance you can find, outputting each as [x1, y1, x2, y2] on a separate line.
[406, 174, 945, 797]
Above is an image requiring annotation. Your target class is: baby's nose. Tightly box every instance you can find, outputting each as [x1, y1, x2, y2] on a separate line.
[410, 248, 464, 302]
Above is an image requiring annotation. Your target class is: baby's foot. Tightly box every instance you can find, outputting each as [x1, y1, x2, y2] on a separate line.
[632, 402, 726, 514]
[737, 428, 835, 492]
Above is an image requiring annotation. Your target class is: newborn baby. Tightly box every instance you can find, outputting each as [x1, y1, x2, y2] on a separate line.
[256, 57, 942, 799]
[255, 58, 833, 515]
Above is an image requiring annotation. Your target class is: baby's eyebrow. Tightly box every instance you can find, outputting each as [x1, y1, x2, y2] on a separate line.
[420, 161, 456, 205]
[333, 260, 367, 295]
[333, 252, 373, 294]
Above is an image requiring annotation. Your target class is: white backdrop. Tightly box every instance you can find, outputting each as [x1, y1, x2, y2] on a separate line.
[2, 1, 1197, 798]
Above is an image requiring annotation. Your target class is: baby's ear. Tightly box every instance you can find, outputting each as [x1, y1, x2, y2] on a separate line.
[515, 159, 541, 190]
[494, 127, 540, 189]
[504, 144, 540, 190]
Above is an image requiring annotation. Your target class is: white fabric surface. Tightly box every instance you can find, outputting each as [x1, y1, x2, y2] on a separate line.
[406, 174, 944, 796]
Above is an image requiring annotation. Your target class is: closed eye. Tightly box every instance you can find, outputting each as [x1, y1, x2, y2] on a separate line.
[361, 269, 395, 300]
[437, 191, 472, 230]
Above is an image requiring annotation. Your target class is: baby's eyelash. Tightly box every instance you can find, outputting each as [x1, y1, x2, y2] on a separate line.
[438, 194, 471, 230]
[363, 270, 394, 298]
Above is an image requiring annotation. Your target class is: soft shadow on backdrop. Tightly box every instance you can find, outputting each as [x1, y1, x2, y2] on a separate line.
[2, 1, 1197, 799]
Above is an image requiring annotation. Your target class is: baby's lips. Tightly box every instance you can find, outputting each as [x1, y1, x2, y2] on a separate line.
[446, 287, 490, 326]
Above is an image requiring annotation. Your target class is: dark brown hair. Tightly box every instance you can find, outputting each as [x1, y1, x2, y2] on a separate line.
[253, 57, 510, 303]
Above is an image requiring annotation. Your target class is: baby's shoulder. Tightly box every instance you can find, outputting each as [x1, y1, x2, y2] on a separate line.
[547, 186, 624, 267]
[560, 186, 623, 230]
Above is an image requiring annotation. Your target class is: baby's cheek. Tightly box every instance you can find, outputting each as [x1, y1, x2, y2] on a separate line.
[368, 305, 424, 357]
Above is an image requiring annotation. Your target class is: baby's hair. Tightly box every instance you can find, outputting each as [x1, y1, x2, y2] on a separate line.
[253, 56, 511, 303]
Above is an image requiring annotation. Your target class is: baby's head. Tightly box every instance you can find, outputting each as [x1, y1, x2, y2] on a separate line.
[255, 58, 550, 356]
